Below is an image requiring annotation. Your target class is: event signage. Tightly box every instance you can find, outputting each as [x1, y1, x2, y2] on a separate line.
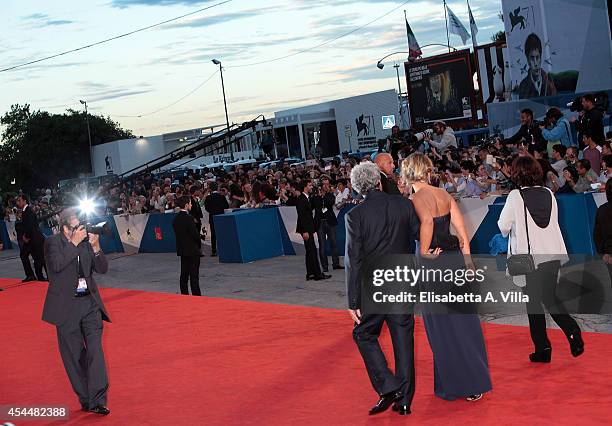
[405, 49, 476, 127]
[382, 115, 396, 129]
[501, 0, 612, 99]
[476, 42, 511, 105]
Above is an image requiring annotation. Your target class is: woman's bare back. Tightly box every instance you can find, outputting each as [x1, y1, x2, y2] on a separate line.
[412, 185, 453, 218]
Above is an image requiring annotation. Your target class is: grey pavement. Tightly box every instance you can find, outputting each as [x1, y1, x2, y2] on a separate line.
[1, 248, 611, 333]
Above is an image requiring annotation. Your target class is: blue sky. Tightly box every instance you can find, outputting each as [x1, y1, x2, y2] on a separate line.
[2, 0, 503, 136]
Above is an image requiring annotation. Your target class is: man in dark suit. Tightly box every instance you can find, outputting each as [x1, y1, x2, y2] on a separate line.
[189, 185, 204, 243]
[374, 153, 401, 195]
[345, 162, 420, 416]
[204, 182, 229, 257]
[172, 196, 202, 296]
[15, 194, 46, 281]
[312, 177, 341, 272]
[296, 179, 330, 281]
[42, 208, 111, 415]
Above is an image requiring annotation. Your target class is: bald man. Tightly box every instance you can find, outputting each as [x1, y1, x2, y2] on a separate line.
[374, 153, 401, 195]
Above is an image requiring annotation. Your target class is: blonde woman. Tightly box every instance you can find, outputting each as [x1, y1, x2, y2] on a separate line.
[401, 153, 492, 402]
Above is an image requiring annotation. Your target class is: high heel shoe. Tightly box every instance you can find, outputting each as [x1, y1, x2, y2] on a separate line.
[529, 348, 552, 363]
[568, 332, 584, 357]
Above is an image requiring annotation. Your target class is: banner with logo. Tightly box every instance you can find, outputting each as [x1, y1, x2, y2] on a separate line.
[501, 0, 612, 99]
[114, 213, 148, 254]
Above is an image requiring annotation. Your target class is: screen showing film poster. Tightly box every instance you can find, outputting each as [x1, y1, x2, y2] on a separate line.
[405, 50, 475, 127]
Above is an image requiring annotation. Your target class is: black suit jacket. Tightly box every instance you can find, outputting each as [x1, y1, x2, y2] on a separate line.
[21, 205, 44, 242]
[594, 201, 612, 254]
[296, 193, 316, 234]
[345, 190, 420, 309]
[380, 173, 401, 195]
[173, 211, 201, 257]
[312, 192, 338, 227]
[42, 233, 110, 326]
[204, 193, 229, 223]
[190, 197, 203, 223]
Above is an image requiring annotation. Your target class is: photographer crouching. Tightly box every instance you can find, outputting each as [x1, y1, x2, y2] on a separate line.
[42, 208, 111, 416]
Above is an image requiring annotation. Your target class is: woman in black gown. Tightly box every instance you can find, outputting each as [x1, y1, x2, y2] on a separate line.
[401, 153, 492, 401]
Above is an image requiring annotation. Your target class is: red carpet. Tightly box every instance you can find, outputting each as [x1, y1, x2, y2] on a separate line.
[1, 278, 611, 425]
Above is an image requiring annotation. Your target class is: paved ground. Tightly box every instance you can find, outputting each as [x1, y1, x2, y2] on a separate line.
[2, 248, 611, 333]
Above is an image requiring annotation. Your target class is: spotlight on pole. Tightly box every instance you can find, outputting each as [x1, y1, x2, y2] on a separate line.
[211, 59, 221, 65]
[376, 62, 384, 70]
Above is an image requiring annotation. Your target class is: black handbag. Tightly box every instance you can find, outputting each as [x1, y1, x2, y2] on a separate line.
[506, 189, 536, 276]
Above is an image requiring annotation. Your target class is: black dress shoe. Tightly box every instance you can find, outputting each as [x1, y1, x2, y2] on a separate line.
[314, 274, 332, 281]
[392, 403, 411, 415]
[569, 332, 584, 357]
[529, 347, 552, 363]
[306, 275, 316, 281]
[369, 390, 402, 415]
[22, 276, 36, 283]
[88, 406, 110, 415]
[333, 265, 344, 270]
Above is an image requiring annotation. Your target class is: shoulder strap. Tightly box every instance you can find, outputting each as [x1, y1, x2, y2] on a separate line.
[518, 189, 531, 254]
[562, 120, 571, 145]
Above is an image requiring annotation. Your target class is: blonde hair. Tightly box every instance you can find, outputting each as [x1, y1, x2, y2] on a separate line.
[401, 153, 433, 185]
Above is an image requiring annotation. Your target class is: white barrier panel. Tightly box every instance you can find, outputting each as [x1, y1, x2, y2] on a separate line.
[277, 198, 496, 246]
[594, 193, 606, 207]
[277, 206, 302, 245]
[114, 213, 149, 254]
[456, 196, 499, 240]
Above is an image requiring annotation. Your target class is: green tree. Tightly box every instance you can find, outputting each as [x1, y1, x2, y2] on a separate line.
[0, 104, 133, 192]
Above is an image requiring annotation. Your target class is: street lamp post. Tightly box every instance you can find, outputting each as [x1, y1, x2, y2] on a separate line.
[212, 59, 233, 161]
[79, 99, 94, 175]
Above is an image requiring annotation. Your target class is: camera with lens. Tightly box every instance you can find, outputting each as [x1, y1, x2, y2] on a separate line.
[567, 92, 609, 112]
[79, 221, 110, 241]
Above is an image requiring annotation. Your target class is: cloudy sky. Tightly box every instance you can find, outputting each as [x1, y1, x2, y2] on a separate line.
[2, 0, 503, 137]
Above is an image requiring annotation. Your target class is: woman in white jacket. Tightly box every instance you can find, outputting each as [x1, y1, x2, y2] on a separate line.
[497, 156, 584, 363]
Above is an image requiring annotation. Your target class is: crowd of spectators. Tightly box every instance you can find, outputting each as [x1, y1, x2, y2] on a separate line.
[2, 100, 611, 241]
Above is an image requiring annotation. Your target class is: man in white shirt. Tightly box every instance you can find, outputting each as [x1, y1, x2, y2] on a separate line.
[334, 179, 351, 214]
[551, 144, 568, 187]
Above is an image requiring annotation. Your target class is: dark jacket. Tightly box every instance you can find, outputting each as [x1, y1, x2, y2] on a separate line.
[345, 190, 420, 309]
[312, 192, 338, 227]
[380, 172, 401, 195]
[190, 197, 203, 223]
[21, 205, 44, 242]
[173, 210, 201, 257]
[577, 108, 605, 145]
[517, 70, 556, 99]
[296, 193, 316, 234]
[506, 122, 545, 149]
[204, 193, 229, 223]
[42, 233, 110, 326]
[594, 201, 612, 255]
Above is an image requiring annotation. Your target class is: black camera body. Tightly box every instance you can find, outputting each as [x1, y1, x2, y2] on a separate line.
[79, 221, 110, 240]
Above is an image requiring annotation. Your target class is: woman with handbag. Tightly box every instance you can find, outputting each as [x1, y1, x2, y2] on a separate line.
[498, 156, 584, 363]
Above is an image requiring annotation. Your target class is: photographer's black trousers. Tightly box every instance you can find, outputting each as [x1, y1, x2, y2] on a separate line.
[56, 295, 108, 409]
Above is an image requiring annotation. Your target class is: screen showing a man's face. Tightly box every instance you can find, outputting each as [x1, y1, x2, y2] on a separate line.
[527, 49, 541, 80]
[430, 74, 442, 96]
